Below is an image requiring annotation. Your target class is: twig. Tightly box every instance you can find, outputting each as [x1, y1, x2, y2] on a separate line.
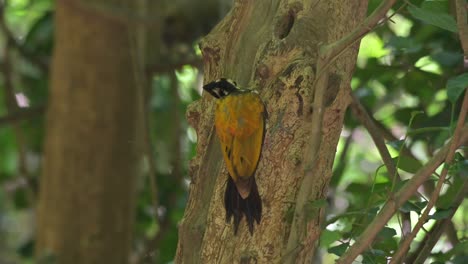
[139, 72, 183, 263]
[405, 181, 467, 264]
[349, 91, 412, 240]
[389, 0, 468, 260]
[336, 125, 468, 264]
[0, 105, 45, 126]
[370, 114, 438, 206]
[1, 39, 36, 201]
[444, 220, 461, 247]
[325, 211, 365, 226]
[320, 0, 399, 65]
[139, 73, 160, 263]
[389, 75, 468, 264]
[0, 2, 49, 71]
[126, 23, 162, 263]
[349, 92, 402, 184]
[371, 114, 417, 158]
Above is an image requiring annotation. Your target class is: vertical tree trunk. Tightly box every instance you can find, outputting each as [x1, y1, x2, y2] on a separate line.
[36, 1, 141, 263]
[176, 1, 368, 263]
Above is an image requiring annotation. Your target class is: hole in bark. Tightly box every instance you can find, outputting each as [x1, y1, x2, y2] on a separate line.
[275, 11, 295, 39]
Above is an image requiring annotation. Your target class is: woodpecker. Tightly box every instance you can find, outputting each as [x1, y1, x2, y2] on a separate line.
[203, 78, 266, 235]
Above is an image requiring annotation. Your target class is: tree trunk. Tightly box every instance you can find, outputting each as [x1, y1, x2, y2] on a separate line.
[36, 1, 142, 263]
[176, 1, 368, 263]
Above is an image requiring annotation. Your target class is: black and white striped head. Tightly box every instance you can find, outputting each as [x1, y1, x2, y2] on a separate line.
[203, 78, 239, 99]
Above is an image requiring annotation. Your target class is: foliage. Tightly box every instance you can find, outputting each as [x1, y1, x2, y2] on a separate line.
[325, 0, 467, 263]
[0, 0, 466, 263]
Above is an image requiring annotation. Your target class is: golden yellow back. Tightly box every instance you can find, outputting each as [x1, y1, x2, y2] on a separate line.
[214, 92, 265, 183]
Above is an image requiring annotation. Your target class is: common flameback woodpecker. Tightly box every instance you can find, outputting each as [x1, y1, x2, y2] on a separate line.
[203, 78, 266, 235]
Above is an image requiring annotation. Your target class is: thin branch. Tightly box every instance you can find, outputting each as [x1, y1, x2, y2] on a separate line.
[444, 220, 461, 247]
[0, 2, 49, 71]
[311, 2, 407, 100]
[140, 72, 160, 261]
[126, 23, 162, 263]
[406, 181, 467, 264]
[372, 114, 417, 158]
[390, 81, 468, 264]
[1, 39, 36, 201]
[138, 72, 183, 263]
[321, 0, 398, 63]
[349, 91, 402, 184]
[336, 125, 468, 264]
[389, 0, 468, 259]
[370, 114, 439, 208]
[349, 91, 412, 240]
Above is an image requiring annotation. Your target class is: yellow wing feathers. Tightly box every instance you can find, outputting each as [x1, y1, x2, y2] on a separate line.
[214, 92, 265, 183]
[203, 78, 265, 235]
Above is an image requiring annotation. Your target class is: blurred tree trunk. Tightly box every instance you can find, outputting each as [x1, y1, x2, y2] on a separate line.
[176, 1, 367, 263]
[36, 1, 142, 263]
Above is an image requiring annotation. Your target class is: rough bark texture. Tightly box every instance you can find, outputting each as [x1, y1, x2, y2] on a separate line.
[36, 1, 141, 263]
[176, 1, 368, 263]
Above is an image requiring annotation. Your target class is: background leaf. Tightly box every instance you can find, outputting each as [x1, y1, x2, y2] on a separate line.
[408, 5, 457, 33]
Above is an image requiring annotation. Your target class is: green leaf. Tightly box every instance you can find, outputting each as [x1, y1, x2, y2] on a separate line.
[407, 126, 450, 136]
[17, 239, 34, 258]
[447, 73, 468, 103]
[376, 227, 397, 240]
[362, 249, 387, 264]
[408, 5, 458, 33]
[394, 179, 410, 192]
[437, 177, 464, 208]
[450, 240, 468, 255]
[421, 0, 449, 13]
[386, 36, 422, 54]
[387, 140, 404, 151]
[368, 248, 386, 256]
[431, 51, 462, 67]
[457, 160, 468, 179]
[429, 208, 453, 220]
[14, 189, 29, 209]
[320, 230, 341, 247]
[400, 201, 428, 214]
[448, 154, 468, 179]
[328, 243, 349, 257]
[393, 156, 423, 173]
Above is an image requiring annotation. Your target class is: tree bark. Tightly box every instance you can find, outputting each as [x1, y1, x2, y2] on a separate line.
[176, 1, 368, 263]
[36, 1, 142, 263]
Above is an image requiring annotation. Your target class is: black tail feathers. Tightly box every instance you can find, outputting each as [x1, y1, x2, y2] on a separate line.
[224, 177, 262, 235]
